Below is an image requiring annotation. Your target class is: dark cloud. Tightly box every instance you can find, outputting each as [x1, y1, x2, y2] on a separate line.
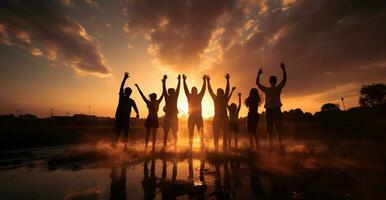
[0, 0, 110, 75]
[124, 0, 235, 70]
[124, 0, 386, 99]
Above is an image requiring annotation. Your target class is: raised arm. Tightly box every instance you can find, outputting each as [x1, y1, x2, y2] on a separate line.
[132, 100, 139, 118]
[120, 72, 129, 95]
[237, 93, 241, 112]
[135, 84, 150, 104]
[199, 75, 207, 97]
[228, 87, 236, 102]
[183, 74, 190, 97]
[157, 91, 164, 103]
[256, 68, 268, 92]
[176, 74, 181, 97]
[225, 73, 230, 96]
[207, 76, 216, 99]
[278, 62, 287, 88]
[162, 75, 168, 97]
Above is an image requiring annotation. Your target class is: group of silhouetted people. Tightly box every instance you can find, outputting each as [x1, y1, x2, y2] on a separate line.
[113, 62, 287, 152]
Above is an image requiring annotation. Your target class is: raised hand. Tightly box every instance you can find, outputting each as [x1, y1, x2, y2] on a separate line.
[134, 83, 139, 87]
[225, 73, 230, 79]
[280, 62, 286, 70]
[177, 74, 181, 80]
[258, 68, 263, 75]
[124, 72, 129, 79]
[183, 74, 187, 80]
[202, 75, 206, 80]
[163, 75, 168, 80]
[206, 76, 211, 81]
[238, 93, 241, 96]
[232, 86, 236, 91]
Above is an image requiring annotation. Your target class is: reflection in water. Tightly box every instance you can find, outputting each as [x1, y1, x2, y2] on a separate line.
[142, 159, 157, 199]
[109, 165, 127, 200]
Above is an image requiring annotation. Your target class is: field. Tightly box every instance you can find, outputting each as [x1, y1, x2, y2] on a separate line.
[0, 121, 385, 200]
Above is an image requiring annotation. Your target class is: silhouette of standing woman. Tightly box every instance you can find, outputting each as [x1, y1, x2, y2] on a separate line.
[162, 74, 181, 152]
[183, 74, 207, 151]
[135, 80, 164, 152]
[256, 62, 287, 152]
[113, 72, 139, 149]
[227, 93, 241, 150]
[245, 88, 261, 150]
[207, 73, 235, 152]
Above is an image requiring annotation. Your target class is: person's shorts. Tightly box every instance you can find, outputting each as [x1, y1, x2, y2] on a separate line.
[163, 116, 178, 131]
[188, 115, 204, 130]
[114, 117, 130, 135]
[145, 117, 159, 128]
[212, 118, 228, 132]
[265, 107, 283, 133]
[229, 122, 238, 133]
[247, 112, 259, 133]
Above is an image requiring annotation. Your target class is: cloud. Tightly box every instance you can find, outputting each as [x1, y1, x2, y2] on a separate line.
[124, 0, 386, 103]
[0, 0, 110, 76]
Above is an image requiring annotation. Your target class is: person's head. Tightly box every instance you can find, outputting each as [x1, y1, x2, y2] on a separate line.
[245, 88, 261, 107]
[149, 93, 157, 101]
[217, 88, 225, 96]
[229, 103, 237, 113]
[191, 87, 198, 95]
[168, 88, 176, 96]
[269, 76, 277, 86]
[124, 87, 132, 97]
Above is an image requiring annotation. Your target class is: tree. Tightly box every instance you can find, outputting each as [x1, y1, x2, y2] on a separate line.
[321, 103, 340, 112]
[359, 83, 386, 107]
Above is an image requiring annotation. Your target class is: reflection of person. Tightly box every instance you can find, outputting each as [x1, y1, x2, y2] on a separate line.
[207, 73, 235, 152]
[248, 162, 265, 198]
[228, 93, 241, 150]
[110, 166, 127, 200]
[245, 88, 262, 150]
[135, 82, 164, 152]
[142, 159, 157, 199]
[183, 74, 207, 151]
[162, 75, 181, 152]
[256, 62, 287, 151]
[113, 72, 139, 149]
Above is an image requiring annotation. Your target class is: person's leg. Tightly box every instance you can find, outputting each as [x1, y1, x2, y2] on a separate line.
[163, 118, 169, 149]
[198, 117, 205, 150]
[145, 127, 151, 151]
[234, 126, 239, 150]
[275, 109, 284, 150]
[113, 129, 120, 148]
[172, 118, 178, 151]
[222, 122, 228, 152]
[266, 109, 274, 151]
[188, 117, 195, 151]
[123, 129, 129, 150]
[213, 120, 219, 152]
[248, 129, 254, 149]
[152, 128, 157, 152]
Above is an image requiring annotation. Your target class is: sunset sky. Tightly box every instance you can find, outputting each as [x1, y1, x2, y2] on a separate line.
[0, 0, 385, 118]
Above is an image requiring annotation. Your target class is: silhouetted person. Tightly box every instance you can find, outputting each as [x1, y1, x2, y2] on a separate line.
[113, 72, 139, 149]
[207, 73, 235, 152]
[135, 81, 164, 152]
[162, 75, 181, 152]
[142, 159, 157, 199]
[110, 165, 127, 200]
[183, 74, 207, 151]
[245, 88, 262, 150]
[228, 93, 241, 150]
[256, 62, 287, 151]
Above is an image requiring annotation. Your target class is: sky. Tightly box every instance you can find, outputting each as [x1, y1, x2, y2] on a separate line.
[0, 0, 385, 118]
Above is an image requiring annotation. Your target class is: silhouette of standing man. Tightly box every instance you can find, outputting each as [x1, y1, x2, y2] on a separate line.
[208, 73, 235, 152]
[114, 72, 139, 149]
[162, 74, 181, 152]
[183, 74, 207, 151]
[256, 63, 287, 151]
